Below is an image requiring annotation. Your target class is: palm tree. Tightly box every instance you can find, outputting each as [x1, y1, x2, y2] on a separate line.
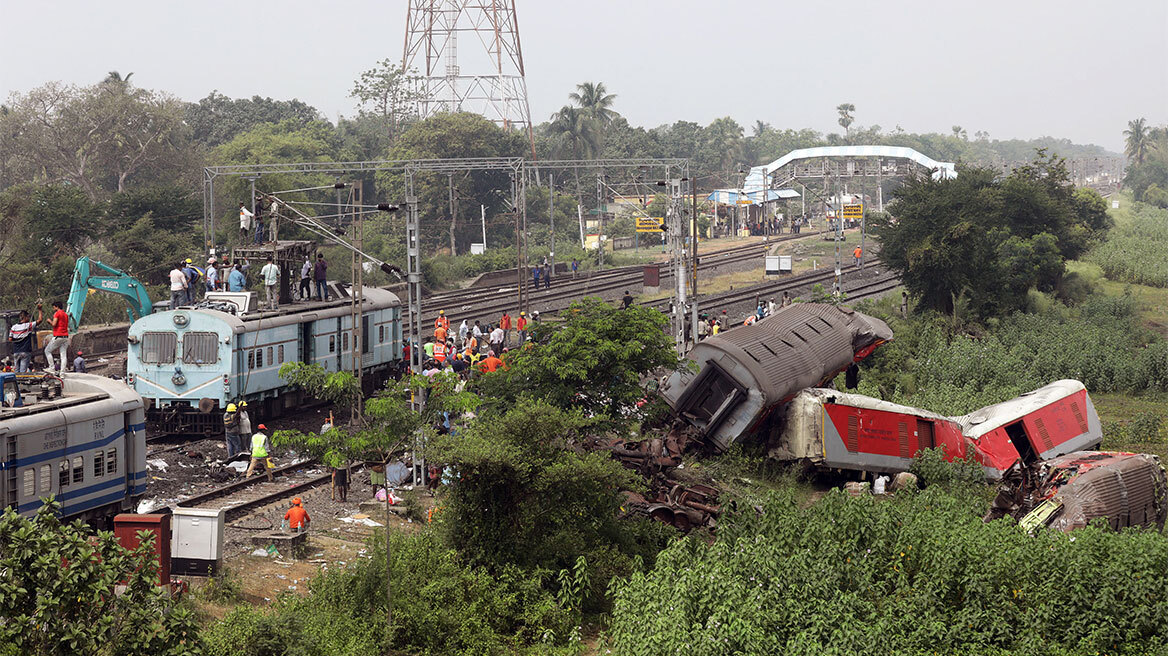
[753, 120, 771, 138]
[547, 105, 598, 197]
[1125, 118, 1150, 165]
[836, 103, 856, 140]
[569, 82, 618, 126]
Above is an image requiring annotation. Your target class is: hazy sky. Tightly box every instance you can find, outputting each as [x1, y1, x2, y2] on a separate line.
[2, 0, 1165, 153]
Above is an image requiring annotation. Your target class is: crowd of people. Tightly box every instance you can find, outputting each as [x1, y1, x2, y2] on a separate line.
[410, 308, 537, 381]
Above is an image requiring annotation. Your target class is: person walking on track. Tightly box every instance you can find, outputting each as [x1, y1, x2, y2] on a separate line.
[245, 424, 274, 482]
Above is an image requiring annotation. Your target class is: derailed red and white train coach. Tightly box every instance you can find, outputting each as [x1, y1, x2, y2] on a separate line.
[770, 380, 1103, 479]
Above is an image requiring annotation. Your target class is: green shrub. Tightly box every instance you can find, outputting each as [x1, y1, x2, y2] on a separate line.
[202, 530, 576, 656]
[1086, 201, 1168, 287]
[909, 447, 985, 490]
[610, 486, 1168, 655]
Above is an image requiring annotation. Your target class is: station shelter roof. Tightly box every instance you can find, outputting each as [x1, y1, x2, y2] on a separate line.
[707, 188, 800, 205]
[743, 145, 958, 192]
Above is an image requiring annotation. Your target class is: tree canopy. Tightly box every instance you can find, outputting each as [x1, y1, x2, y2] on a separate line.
[873, 154, 1111, 318]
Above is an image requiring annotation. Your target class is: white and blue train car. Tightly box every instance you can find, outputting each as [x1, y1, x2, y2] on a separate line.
[126, 287, 403, 435]
[0, 372, 147, 525]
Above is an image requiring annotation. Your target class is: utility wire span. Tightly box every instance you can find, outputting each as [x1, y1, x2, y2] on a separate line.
[269, 184, 340, 194]
[261, 193, 403, 281]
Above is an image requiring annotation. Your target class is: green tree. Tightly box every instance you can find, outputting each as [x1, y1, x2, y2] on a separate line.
[274, 363, 478, 634]
[836, 102, 856, 140]
[348, 59, 420, 148]
[185, 91, 324, 147]
[1125, 117, 1151, 165]
[475, 297, 679, 425]
[0, 502, 200, 656]
[874, 154, 1110, 318]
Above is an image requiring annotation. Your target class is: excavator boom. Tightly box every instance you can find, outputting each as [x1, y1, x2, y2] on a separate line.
[66, 257, 154, 332]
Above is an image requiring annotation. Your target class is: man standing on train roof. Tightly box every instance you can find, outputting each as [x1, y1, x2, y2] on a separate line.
[299, 256, 312, 301]
[499, 311, 511, 346]
[314, 253, 329, 301]
[7, 309, 35, 373]
[72, 350, 85, 373]
[284, 497, 310, 533]
[168, 262, 188, 308]
[227, 263, 246, 292]
[239, 202, 254, 241]
[253, 197, 266, 245]
[182, 258, 200, 305]
[38, 301, 69, 374]
[223, 403, 242, 460]
[435, 309, 450, 332]
[260, 255, 280, 310]
[205, 258, 218, 297]
[245, 424, 274, 482]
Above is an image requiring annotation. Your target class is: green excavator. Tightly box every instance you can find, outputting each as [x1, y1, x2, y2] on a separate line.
[65, 257, 154, 332]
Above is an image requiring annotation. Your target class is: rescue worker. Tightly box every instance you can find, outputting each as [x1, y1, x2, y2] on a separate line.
[299, 256, 312, 300]
[245, 424, 274, 482]
[434, 323, 447, 346]
[239, 202, 254, 241]
[223, 403, 242, 460]
[853, 245, 862, 266]
[517, 311, 528, 343]
[499, 312, 511, 346]
[479, 350, 503, 373]
[435, 309, 450, 333]
[423, 338, 434, 359]
[260, 255, 280, 310]
[169, 263, 189, 308]
[284, 497, 310, 533]
[697, 315, 709, 341]
[41, 301, 70, 374]
[542, 262, 552, 289]
[7, 310, 36, 373]
[72, 350, 86, 373]
[238, 401, 253, 442]
[433, 339, 448, 364]
[227, 263, 246, 292]
[183, 258, 200, 305]
[205, 258, 219, 297]
[489, 323, 504, 355]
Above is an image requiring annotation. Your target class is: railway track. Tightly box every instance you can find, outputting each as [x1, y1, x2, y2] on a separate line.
[408, 232, 828, 330]
[175, 458, 334, 521]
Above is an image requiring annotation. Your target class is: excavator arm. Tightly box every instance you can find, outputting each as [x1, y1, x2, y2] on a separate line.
[66, 257, 155, 332]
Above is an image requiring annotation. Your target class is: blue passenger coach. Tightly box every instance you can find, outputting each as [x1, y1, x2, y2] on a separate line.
[126, 286, 402, 435]
[0, 372, 147, 524]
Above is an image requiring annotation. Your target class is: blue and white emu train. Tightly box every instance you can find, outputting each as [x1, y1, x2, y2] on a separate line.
[126, 286, 403, 435]
[127, 285, 406, 434]
[0, 372, 147, 523]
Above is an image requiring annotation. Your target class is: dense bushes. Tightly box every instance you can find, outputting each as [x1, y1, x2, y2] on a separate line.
[1087, 201, 1168, 287]
[202, 531, 579, 656]
[609, 485, 1168, 655]
[855, 293, 1168, 415]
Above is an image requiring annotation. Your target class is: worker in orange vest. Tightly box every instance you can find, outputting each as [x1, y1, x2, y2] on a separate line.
[853, 245, 862, 265]
[434, 324, 447, 344]
[433, 340, 448, 363]
[435, 310, 450, 332]
[517, 311, 528, 343]
[500, 312, 512, 346]
[479, 350, 503, 373]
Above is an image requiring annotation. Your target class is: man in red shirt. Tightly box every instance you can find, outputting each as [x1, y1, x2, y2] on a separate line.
[500, 312, 512, 346]
[284, 497, 311, 533]
[517, 311, 528, 343]
[40, 301, 69, 374]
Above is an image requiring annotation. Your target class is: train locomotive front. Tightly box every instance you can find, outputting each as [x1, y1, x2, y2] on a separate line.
[126, 288, 402, 435]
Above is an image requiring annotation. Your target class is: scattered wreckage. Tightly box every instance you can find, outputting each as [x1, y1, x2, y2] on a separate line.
[986, 451, 1168, 533]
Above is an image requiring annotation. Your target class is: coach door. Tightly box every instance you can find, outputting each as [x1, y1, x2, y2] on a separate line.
[299, 321, 313, 365]
[361, 314, 371, 364]
[122, 411, 136, 508]
[3, 433, 15, 512]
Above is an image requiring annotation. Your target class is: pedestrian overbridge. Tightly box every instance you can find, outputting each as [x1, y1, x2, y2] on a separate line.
[744, 145, 957, 192]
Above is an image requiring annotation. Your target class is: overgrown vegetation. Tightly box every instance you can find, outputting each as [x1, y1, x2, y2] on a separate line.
[1087, 200, 1168, 287]
[609, 481, 1168, 655]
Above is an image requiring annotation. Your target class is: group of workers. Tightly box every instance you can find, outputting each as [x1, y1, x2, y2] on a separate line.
[414, 309, 536, 379]
[166, 251, 332, 311]
[4, 301, 87, 374]
[221, 402, 275, 481]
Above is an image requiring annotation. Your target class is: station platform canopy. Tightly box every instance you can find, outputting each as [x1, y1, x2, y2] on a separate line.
[707, 188, 800, 205]
[743, 145, 958, 191]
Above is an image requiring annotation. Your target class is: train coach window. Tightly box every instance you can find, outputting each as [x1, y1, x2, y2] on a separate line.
[248, 351, 255, 369]
[278, 345, 284, 363]
[379, 325, 384, 343]
[107, 448, 117, 475]
[329, 335, 336, 353]
[23, 469, 34, 498]
[343, 332, 349, 352]
[267, 347, 273, 366]
[93, 451, 104, 478]
[255, 349, 264, 368]
[141, 332, 177, 364]
[182, 332, 219, 365]
[72, 456, 84, 484]
[59, 460, 70, 488]
[39, 464, 50, 494]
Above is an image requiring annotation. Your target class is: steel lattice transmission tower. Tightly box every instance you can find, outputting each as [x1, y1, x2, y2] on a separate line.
[403, 0, 536, 156]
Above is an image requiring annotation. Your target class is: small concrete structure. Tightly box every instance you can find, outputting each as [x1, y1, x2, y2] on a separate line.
[250, 530, 307, 559]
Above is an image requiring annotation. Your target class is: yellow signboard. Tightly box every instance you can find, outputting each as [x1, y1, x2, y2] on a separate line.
[842, 203, 863, 218]
[736, 199, 753, 205]
[635, 217, 664, 232]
